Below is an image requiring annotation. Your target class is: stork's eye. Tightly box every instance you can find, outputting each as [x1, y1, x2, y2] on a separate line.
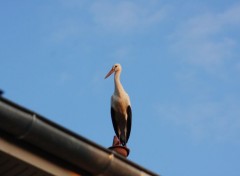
[114, 65, 117, 68]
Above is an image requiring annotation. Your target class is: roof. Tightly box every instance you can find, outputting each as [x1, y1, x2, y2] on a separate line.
[0, 96, 159, 176]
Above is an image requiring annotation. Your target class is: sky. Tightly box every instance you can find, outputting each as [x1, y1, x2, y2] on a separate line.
[1, 1, 240, 175]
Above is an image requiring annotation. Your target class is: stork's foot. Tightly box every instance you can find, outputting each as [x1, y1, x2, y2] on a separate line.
[108, 135, 130, 157]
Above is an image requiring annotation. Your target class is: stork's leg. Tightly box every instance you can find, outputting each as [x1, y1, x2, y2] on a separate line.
[113, 135, 121, 146]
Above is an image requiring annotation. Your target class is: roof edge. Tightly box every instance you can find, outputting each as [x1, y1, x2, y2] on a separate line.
[0, 97, 159, 176]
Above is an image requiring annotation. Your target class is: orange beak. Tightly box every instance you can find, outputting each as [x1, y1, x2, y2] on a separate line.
[105, 68, 115, 79]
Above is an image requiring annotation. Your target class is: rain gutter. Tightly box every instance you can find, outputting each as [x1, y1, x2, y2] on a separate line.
[0, 97, 159, 176]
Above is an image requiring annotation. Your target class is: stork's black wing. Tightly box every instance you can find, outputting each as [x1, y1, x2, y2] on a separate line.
[111, 107, 119, 139]
[126, 105, 132, 143]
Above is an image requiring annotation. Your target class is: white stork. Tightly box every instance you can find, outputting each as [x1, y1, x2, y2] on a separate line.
[105, 63, 132, 146]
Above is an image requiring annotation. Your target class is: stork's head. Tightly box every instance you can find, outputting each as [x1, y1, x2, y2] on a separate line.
[105, 63, 122, 79]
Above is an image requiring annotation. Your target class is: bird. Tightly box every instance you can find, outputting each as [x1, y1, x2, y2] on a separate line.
[105, 63, 132, 146]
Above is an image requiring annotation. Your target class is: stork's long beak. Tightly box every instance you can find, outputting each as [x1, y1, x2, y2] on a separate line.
[105, 68, 115, 79]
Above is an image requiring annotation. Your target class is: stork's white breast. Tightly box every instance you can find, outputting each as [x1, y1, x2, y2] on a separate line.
[111, 93, 130, 116]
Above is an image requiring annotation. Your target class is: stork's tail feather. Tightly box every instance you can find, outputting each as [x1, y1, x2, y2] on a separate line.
[120, 133, 127, 146]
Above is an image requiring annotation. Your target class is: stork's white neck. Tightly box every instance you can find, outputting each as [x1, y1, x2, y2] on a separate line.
[114, 71, 125, 96]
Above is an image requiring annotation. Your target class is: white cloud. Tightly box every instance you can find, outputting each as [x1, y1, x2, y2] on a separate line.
[156, 98, 240, 143]
[109, 47, 132, 62]
[51, 23, 80, 43]
[236, 62, 240, 72]
[47, 1, 169, 43]
[90, 1, 168, 33]
[59, 72, 72, 84]
[59, 0, 87, 9]
[221, 3, 240, 25]
[169, 3, 240, 71]
[160, 4, 240, 143]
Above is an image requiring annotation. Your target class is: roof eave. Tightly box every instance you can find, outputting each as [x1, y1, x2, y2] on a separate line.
[0, 97, 159, 176]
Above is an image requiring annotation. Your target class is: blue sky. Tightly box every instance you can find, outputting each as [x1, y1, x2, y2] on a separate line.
[1, 1, 240, 175]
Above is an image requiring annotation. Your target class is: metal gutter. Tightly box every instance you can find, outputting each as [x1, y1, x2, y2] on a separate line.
[0, 97, 159, 176]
